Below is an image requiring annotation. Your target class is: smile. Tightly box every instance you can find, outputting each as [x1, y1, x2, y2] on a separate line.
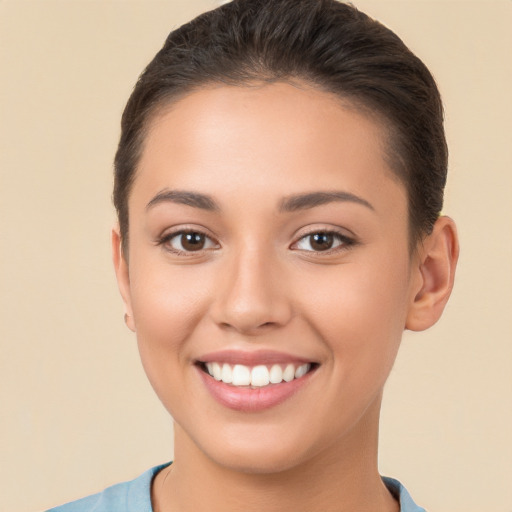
[202, 362, 313, 388]
[195, 350, 319, 411]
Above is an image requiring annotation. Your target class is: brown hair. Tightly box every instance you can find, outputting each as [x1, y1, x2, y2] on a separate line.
[114, 0, 447, 250]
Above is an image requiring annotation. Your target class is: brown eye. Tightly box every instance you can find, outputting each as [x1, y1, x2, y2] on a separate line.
[294, 231, 353, 253]
[181, 232, 206, 251]
[164, 231, 218, 253]
[309, 233, 334, 251]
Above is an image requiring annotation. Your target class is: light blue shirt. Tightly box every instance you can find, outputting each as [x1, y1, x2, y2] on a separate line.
[46, 463, 426, 512]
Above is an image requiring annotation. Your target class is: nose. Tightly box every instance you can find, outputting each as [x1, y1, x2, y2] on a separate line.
[210, 246, 293, 335]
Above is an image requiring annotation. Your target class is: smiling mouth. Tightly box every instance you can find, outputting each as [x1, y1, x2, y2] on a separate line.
[197, 361, 318, 388]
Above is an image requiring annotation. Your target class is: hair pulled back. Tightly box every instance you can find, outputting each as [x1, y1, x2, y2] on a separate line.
[114, 0, 447, 249]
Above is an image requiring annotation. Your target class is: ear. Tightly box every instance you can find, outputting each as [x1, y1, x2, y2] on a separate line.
[406, 216, 459, 331]
[112, 225, 136, 332]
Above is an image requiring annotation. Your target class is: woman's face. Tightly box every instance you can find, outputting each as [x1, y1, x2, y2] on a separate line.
[115, 82, 423, 473]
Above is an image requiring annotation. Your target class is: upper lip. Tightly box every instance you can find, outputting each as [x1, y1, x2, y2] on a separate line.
[196, 349, 317, 366]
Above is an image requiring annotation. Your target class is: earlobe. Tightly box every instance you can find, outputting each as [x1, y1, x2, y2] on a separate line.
[405, 216, 459, 331]
[111, 226, 136, 332]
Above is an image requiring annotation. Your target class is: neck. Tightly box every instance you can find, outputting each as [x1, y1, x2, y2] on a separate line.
[152, 395, 398, 512]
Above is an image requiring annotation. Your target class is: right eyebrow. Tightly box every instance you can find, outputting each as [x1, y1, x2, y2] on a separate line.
[145, 189, 220, 212]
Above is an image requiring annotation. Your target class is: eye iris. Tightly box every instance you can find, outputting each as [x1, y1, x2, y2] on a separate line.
[181, 232, 205, 251]
[310, 232, 334, 251]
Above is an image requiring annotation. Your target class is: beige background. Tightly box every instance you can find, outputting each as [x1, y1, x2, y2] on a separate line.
[1, 1, 511, 511]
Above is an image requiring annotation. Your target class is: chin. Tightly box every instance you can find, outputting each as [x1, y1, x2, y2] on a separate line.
[186, 422, 320, 475]
[210, 446, 307, 475]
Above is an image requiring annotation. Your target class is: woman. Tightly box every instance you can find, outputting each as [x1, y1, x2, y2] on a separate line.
[48, 0, 458, 510]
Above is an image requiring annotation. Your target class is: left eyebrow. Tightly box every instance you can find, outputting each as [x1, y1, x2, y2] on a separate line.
[279, 191, 375, 212]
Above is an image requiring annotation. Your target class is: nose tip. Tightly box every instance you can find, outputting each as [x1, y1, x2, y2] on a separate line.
[210, 253, 292, 335]
[217, 301, 285, 335]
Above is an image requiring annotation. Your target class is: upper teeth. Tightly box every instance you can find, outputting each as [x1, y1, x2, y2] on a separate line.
[205, 362, 311, 387]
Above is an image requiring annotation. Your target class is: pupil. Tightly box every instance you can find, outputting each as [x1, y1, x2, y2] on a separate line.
[182, 232, 205, 251]
[311, 233, 333, 251]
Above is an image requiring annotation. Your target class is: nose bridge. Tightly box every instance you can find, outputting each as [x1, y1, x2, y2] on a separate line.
[212, 241, 291, 333]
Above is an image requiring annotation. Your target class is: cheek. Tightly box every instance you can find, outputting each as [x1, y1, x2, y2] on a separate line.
[127, 253, 214, 393]
[130, 251, 211, 335]
[297, 253, 411, 377]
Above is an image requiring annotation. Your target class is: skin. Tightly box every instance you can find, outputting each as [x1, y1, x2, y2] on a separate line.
[112, 82, 458, 512]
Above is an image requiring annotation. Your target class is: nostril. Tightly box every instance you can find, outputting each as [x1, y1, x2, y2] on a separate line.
[217, 320, 278, 335]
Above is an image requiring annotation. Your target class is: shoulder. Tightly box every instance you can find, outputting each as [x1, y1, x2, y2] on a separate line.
[45, 462, 171, 512]
[382, 476, 427, 512]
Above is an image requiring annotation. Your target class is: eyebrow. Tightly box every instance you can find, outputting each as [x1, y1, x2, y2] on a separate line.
[146, 189, 220, 211]
[145, 189, 374, 213]
[279, 191, 374, 212]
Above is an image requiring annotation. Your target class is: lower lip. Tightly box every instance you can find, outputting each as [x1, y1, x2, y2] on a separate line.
[197, 366, 315, 412]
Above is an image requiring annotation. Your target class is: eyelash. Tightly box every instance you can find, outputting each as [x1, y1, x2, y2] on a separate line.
[156, 229, 219, 256]
[156, 228, 357, 256]
[291, 229, 356, 254]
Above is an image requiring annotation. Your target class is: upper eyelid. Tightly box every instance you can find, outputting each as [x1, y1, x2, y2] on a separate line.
[292, 231, 353, 246]
[291, 226, 355, 244]
[158, 225, 218, 242]
[162, 230, 217, 243]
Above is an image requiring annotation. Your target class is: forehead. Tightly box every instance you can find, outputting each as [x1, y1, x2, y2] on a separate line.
[134, 82, 405, 215]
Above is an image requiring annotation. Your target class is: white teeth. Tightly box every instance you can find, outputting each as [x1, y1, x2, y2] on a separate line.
[283, 364, 295, 382]
[206, 362, 223, 380]
[221, 363, 233, 383]
[269, 364, 283, 384]
[251, 365, 270, 387]
[232, 364, 251, 386]
[204, 361, 313, 387]
[210, 362, 222, 381]
[295, 363, 310, 378]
